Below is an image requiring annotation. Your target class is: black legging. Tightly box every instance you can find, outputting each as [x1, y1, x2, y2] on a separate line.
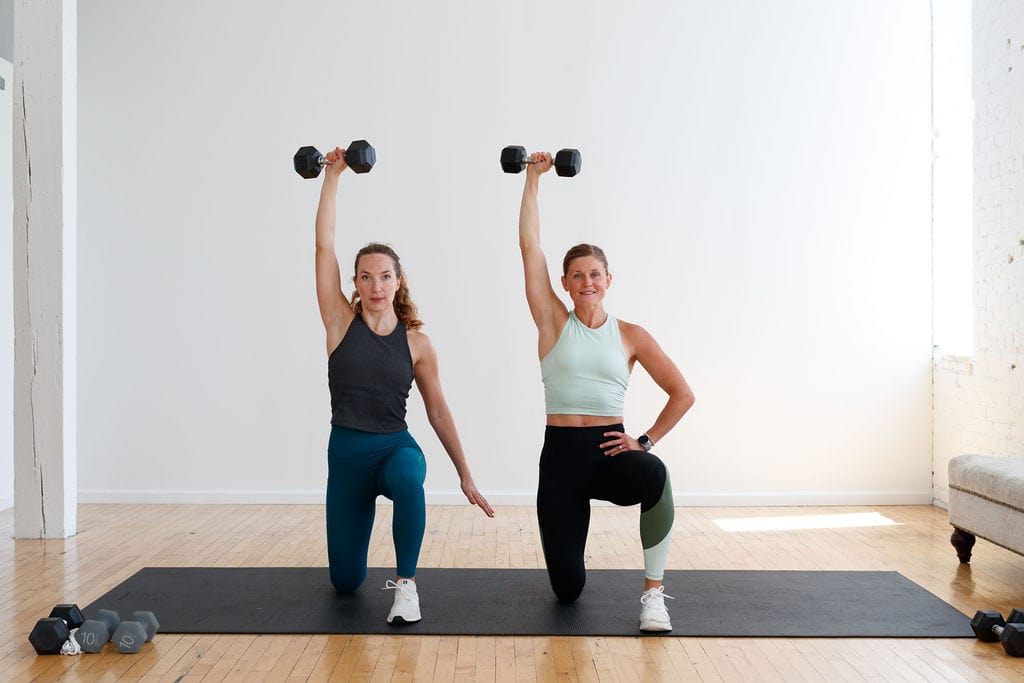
[536, 424, 671, 603]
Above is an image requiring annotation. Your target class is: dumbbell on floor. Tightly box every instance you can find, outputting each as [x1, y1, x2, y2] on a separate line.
[294, 140, 376, 178]
[28, 604, 85, 654]
[76, 609, 121, 653]
[500, 146, 582, 177]
[112, 610, 160, 654]
[971, 608, 1024, 657]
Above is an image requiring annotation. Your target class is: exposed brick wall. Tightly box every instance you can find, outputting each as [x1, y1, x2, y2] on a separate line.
[933, 0, 1024, 505]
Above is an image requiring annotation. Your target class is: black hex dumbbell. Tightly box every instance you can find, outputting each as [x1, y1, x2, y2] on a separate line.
[971, 608, 1024, 657]
[294, 140, 376, 178]
[500, 146, 582, 177]
[28, 604, 85, 654]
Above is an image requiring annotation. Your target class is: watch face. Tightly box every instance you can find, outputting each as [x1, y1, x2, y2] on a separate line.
[638, 435, 652, 450]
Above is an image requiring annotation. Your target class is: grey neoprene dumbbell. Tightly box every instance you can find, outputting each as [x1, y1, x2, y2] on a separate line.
[111, 611, 160, 654]
[76, 609, 121, 653]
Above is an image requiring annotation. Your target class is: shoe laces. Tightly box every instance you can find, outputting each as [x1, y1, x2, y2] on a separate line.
[383, 579, 417, 601]
[641, 585, 675, 605]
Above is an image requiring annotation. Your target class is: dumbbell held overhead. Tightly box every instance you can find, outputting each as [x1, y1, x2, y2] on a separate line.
[500, 146, 582, 177]
[294, 140, 376, 178]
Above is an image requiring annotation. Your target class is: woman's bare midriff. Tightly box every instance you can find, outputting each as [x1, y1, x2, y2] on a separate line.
[545, 414, 624, 427]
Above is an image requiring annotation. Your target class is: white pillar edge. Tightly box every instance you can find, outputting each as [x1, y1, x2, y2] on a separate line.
[12, 0, 77, 538]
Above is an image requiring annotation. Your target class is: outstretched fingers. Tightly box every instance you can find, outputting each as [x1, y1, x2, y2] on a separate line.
[463, 481, 495, 518]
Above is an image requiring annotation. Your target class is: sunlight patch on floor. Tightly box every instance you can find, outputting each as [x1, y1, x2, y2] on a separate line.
[712, 512, 902, 532]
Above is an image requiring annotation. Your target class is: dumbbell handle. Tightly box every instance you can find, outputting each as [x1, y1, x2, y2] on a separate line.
[312, 154, 335, 168]
[992, 613, 1024, 635]
[519, 153, 551, 163]
[316, 149, 372, 168]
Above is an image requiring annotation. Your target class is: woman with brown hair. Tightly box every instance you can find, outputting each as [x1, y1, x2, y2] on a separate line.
[314, 146, 493, 625]
[516, 151, 695, 631]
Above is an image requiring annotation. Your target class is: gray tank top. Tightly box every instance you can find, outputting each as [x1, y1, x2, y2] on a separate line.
[328, 315, 413, 433]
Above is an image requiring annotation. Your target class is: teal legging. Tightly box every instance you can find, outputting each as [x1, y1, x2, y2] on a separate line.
[326, 425, 427, 593]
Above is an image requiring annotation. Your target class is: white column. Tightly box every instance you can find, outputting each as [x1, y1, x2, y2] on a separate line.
[12, 0, 77, 538]
[1, 57, 13, 513]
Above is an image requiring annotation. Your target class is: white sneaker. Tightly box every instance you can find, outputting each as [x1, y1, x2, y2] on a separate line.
[384, 579, 421, 624]
[639, 585, 674, 632]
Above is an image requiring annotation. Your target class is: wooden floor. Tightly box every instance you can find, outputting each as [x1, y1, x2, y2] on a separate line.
[2, 503, 1023, 682]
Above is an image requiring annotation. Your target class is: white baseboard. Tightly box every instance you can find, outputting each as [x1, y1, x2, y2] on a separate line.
[75, 490, 536, 506]
[76, 490, 935, 506]
[77, 490, 329, 505]
[672, 491, 935, 506]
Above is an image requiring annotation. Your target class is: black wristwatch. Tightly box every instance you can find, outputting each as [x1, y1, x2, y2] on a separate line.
[638, 434, 654, 452]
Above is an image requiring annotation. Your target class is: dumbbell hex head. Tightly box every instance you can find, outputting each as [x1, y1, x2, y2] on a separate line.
[971, 609, 1006, 642]
[131, 610, 160, 642]
[293, 146, 324, 179]
[500, 145, 529, 173]
[95, 608, 121, 633]
[344, 140, 376, 174]
[74, 608, 121, 653]
[1002, 622, 1024, 657]
[76, 619, 112, 653]
[29, 617, 70, 654]
[49, 604, 86, 630]
[553, 148, 582, 177]
[110, 609, 160, 654]
[112, 621, 148, 654]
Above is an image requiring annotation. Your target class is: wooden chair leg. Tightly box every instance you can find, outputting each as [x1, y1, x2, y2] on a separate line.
[951, 527, 976, 564]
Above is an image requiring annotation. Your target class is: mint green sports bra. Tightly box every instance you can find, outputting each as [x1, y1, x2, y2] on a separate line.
[540, 312, 630, 416]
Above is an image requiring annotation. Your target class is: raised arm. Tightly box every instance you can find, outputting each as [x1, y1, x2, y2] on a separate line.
[519, 152, 568, 357]
[409, 331, 494, 517]
[315, 147, 356, 354]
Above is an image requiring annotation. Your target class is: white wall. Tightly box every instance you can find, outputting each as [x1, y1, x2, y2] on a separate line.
[76, 1, 934, 506]
[933, 0, 1024, 505]
[0, 56, 11, 510]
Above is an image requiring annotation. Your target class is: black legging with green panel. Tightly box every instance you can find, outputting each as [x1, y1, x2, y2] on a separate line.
[537, 423, 674, 603]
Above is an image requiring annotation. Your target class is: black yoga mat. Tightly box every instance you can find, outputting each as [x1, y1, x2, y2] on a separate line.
[83, 567, 973, 637]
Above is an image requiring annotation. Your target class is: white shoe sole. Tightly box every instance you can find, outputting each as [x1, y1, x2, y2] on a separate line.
[387, 614, 422, 624]
[640, 621, 672, 632]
